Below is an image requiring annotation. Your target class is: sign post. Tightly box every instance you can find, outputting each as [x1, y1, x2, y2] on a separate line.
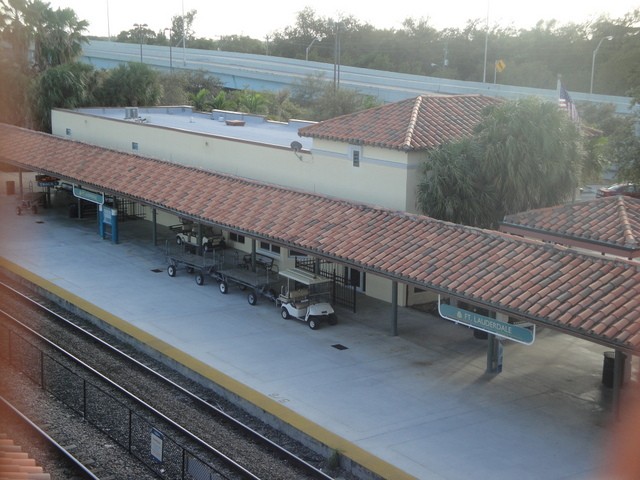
[99, 205, 119, 244]
[150, 428, 163, 463]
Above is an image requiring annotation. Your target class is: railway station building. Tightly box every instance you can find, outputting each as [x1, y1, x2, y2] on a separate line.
[1, 93, 639, 395]
[47, 94, 498, 308]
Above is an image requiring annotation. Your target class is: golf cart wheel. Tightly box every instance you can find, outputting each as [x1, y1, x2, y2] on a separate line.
[219, 281, 228, 294]
[248, 291, 258, 305]
[281, 307, 290, 319]
[308, 317, 319, 330]
[328, 313, 338, 325]
[167, 265, 176, 277]
[195, 273, 204, 286]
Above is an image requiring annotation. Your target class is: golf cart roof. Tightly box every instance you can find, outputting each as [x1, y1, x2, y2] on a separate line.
[279, 268, 331, 286]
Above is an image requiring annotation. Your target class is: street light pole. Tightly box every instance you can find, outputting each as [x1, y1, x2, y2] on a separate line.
[333, 23, 341, 90]
[590, 35, 613, 94]
[306, 36, 320, 61]
[164, 28, 173, 71]
[133, 23, 147, 63]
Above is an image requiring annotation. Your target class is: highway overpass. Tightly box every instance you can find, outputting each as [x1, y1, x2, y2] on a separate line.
[82, 40, 637, 116]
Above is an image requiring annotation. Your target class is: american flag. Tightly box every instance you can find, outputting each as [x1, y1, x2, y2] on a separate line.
[558, 82, 580, 123]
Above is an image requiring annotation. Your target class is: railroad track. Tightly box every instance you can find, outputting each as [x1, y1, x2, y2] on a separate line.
[0, 275, 341, 480]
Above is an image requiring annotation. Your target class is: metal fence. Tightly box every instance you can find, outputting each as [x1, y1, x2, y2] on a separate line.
[295, 258, 357, 312]
[0, 321, 236, 480]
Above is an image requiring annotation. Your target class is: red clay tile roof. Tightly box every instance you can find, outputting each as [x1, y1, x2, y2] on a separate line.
[298, 94, 501, 150]
[1, 123, 640, 354]
[500, 197, 640, 259]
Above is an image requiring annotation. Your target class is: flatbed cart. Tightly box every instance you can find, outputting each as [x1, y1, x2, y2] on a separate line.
[165, 241, 219, 286]
[211, 250, 280, 305]
[16, 192, 45, 215]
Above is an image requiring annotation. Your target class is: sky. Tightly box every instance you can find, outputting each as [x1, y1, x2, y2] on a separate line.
[46, 0, 637, 40]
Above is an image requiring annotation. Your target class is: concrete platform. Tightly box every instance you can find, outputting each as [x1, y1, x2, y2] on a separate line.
[0, 192, 622, 479]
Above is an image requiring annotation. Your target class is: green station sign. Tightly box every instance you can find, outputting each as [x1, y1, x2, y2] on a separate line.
[73, 185, 104, 205]
[439, 303, 535, 345]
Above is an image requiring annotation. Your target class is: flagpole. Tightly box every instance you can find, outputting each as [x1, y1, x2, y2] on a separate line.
[482, 0, 490, 83]
[106, 0, 111, 41]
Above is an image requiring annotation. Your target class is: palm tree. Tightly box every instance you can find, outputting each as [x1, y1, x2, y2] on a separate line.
[417, 139, 495, 227]
[475, 97, 582, 219]
[189, 88, 213, 112]
[417, 97, 583, 228]
[34, 4, 88, 70]
[31, 62, 95, 131]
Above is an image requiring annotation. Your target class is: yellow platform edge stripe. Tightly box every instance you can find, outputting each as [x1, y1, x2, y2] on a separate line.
[0, 256, 417, 480]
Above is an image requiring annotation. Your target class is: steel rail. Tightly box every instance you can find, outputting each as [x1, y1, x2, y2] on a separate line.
[0, 279, 334, 480]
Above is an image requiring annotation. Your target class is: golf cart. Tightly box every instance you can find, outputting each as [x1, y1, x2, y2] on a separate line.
[171, 223, 225, 253]
[277, 268, 337, 330]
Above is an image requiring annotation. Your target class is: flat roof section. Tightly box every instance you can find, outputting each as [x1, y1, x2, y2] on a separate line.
[73, 106, 315, 151]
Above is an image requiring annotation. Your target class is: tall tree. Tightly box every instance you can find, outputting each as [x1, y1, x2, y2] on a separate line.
[31, 61, 96, 131]
[170, 9, 196, 48]
[0, 55, 31, 126]
[96, 63, 162, 107]
[476, 97, 582, 219]
[33, 4, 88, 70]
[417, 97, 583, 228]
[417, 139, 495, 227]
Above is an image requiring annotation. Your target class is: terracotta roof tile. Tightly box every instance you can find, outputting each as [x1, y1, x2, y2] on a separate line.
[501, 196, 640, 258]
[2, 123, 640, 354]
[298, 94, 501, 150]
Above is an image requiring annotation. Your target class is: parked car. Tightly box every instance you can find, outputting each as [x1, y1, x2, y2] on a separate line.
[596, 183, 640, 199]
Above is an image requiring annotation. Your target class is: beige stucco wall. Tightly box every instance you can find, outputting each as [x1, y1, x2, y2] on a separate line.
[51, 109, 302, 189]
[0, 171, 38, 196]
[51, 109, 424, 213]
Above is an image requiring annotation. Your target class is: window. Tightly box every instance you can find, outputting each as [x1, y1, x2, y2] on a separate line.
[132, 142, 139, 151]
[259, 241, 280, 256]
[288, 249, 307, 258]
[65, 128, 72, 136]
[349, 145, 362, 167]
[229, 232, 245, 244]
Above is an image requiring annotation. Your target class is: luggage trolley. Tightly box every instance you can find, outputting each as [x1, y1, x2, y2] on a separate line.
[211, 250, 280, 305]
[16, 192, 45, 215]
[165, 240, 219, 285]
